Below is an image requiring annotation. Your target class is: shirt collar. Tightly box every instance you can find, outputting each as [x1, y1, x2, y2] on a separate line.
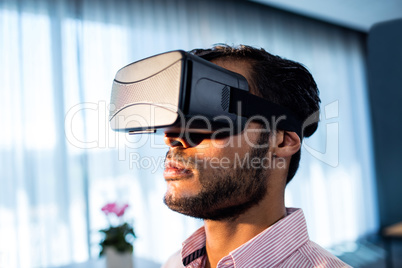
[181, 225, 207, 266]
[181, 208, 310, 267]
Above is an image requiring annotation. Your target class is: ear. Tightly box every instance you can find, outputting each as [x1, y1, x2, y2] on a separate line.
[271, 131, 301, 158]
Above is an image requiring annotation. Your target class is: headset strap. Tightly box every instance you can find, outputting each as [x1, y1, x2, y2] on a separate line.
[229, 88, 303, 138]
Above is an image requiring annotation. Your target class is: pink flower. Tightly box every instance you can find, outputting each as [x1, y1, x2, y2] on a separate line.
[101, 203, 117, 215]
[115, 204, 129, 217]
[101, 202, 129, 217]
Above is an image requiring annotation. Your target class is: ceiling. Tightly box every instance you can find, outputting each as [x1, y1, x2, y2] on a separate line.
[249, 0, 402, 32]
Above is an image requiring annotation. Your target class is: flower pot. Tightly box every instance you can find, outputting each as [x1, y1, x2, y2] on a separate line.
[105, 247, 133, 268]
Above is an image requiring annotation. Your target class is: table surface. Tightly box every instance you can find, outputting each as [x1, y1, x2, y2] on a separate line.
[383, 221, 402, 237]
[49, 256, 161, 268]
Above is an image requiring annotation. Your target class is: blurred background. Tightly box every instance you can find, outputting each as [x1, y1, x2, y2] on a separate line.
[0, 0, 401, 267]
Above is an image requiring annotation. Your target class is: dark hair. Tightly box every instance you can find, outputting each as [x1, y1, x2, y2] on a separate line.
[190, 44, 320, 184]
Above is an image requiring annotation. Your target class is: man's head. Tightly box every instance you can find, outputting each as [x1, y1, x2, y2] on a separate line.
[163, 44, 320, 221]
[191, 44, 321, 183]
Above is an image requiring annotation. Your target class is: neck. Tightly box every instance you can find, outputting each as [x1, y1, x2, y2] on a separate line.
[203, 192, 286, 268]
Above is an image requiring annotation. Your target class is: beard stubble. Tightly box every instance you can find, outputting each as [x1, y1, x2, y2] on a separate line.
[163, 131, 270, 221]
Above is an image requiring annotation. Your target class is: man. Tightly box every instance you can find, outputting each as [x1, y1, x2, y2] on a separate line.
[162, 45, 349, 267]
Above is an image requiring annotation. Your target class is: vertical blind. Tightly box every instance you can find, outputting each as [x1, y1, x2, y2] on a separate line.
[0, 0, 378, 266]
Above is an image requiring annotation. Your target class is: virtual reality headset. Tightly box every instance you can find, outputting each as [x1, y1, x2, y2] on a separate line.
[109, 50, 302, 137]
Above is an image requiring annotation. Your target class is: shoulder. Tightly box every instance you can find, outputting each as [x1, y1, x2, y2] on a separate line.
[279, 241, 352, 268]
[161, 250, 184, 268]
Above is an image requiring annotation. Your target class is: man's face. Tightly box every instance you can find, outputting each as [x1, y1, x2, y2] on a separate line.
[163, 59, 276, 221]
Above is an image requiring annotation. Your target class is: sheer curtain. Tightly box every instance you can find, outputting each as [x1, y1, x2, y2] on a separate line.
[0, 0, 378, 267]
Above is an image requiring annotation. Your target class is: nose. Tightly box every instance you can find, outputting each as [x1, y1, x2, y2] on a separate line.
[164, 133, 193, 148]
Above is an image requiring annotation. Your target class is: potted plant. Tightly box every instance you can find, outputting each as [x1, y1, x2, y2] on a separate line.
[99, 203, 136, 268]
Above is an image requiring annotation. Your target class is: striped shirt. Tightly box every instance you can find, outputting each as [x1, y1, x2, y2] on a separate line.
[162, 208, 351, 268]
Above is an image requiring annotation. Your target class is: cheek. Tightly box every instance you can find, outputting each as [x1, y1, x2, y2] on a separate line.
[194, 138, 252, 169]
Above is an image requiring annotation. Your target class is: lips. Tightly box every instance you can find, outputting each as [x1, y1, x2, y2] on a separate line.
[164, 160, 193, 179]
